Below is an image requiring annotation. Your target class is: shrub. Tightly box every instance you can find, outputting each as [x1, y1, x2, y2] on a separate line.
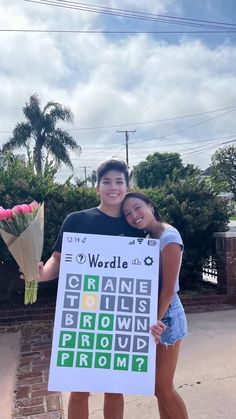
[0, 156, 99, 263]
[141, 175, 230, 289]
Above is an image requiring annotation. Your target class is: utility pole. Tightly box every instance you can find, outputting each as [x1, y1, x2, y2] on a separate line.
[117, 130, 136, 168]
[82, 166, 90, 187]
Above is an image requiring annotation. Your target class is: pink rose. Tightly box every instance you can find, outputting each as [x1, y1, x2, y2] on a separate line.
[12, 205, 23, 214]
[20, 204, 32, 214]
[30, 201, 39, 210]
[0, 208, 7, 221]
[0, 208, 13, 220]
[5, 209, 13, 219]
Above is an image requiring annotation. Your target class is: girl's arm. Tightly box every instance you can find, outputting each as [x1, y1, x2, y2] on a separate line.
[158, 243, 182, 320]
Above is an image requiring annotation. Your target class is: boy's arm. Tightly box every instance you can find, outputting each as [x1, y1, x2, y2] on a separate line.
[38, 251, 61, 282]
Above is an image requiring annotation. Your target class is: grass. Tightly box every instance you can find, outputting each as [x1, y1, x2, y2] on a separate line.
[230, 214, 236, 221]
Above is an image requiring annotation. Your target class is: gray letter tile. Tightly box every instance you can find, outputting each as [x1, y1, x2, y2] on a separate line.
[116, 315, 133, 332]
[135, 298, 150, 314]
[66, 274, 82, 291]
[136, 279, 151, 296]
[100, 295, 116, 311]
[134, 316, 150, 333]
[114, 334, 131, 352]
[133, 335, 149, 353]
[64, 292, 80, 309]
[119, 277, 134, 294]
[117, 296, 133, 312]
[61, 311, 78, 328]
[102, 277, 117, 293]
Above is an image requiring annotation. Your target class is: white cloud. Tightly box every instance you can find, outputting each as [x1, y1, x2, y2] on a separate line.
[0, 0, 236, 181]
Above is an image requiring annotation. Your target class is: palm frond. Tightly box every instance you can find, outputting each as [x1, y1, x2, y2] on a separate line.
[23, 94, 44, 131]
[45, 136, 74, 170]
[53, 129, 81, 152]
[44, 102, 73, 124]
[2, 122, 31, 151]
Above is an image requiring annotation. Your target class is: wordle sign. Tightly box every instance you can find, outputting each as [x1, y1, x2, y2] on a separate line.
[48, 233, 159, 395]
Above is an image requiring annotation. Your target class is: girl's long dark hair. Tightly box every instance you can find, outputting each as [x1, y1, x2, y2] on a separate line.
[122, 192, 162, 221]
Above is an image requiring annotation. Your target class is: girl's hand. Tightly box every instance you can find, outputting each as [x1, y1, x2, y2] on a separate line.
[150, 321, 166, 345]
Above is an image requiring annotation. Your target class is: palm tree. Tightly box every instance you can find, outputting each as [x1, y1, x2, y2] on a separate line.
[2, 94, 81, 174]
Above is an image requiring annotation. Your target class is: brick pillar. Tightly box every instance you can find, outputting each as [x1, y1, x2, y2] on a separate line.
[214, 231, 236, 299]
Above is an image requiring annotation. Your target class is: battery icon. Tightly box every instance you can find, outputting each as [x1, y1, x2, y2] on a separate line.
[148, 239, 157, 246]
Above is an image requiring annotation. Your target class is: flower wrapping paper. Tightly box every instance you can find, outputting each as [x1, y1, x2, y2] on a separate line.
[0, 203, 44, 304]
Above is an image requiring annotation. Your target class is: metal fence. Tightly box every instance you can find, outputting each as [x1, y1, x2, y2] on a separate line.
[202, 255, 218, 283]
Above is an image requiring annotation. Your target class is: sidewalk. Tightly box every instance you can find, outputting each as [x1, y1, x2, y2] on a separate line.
[0, 331, 21, 419]
[1, 308, 236, 418]
[62, 309, 236, 418]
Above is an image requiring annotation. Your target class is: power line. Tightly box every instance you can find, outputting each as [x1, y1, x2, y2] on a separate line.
[24, 0, 236, 30]
[142, 64, 236, 134]
[182, 138, 236, 157]
[64, 105, 236, 131]
[1, 28, 235, 34]
[129, 133, 236, 150]
[130, 40, 234, 119]
[130, 138, 236, 167]
[67, 135, 236, 164]
[128, 106, 236, 147]
[1, 104, 235, 135]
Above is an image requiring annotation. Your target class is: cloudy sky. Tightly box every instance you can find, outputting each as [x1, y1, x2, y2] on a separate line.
[0, 0, 236, 182]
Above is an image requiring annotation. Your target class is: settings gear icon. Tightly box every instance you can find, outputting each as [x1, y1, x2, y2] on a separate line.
[144, 256, 154, 266]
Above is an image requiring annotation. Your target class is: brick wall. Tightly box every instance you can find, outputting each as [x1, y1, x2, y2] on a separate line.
[214, 231, 236, 297]
[0, 318, 63, 419]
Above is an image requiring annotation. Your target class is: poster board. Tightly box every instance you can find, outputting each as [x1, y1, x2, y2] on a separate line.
[48, 232, 159, 395]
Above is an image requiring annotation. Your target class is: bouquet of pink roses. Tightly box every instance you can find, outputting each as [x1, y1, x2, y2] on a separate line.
[0, 201, 44, 304]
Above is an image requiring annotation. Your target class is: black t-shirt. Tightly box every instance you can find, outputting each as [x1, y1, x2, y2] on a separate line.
[53, 207, 144, 253]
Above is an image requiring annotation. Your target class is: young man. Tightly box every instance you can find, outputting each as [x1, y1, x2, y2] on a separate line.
[36, 159, 145, 419]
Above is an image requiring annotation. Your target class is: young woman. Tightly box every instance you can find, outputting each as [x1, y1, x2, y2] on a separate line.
[122, 192, 189, 419]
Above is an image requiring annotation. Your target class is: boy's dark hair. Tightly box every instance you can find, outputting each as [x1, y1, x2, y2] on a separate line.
[97, 159, 129, 186]
[122, 191, 162, 221]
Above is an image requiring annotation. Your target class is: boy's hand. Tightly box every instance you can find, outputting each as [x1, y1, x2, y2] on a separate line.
[20, 261, 44, 282]
[150, 321, 166, 345]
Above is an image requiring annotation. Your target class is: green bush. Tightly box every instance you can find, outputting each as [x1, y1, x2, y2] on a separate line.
[0, 156, 99, 263]
[142, 176, 230, 289]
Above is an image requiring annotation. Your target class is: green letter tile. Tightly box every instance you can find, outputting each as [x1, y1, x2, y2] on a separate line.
[80, 312, 96, 330]
[78, 332, 95, 349]
[76, 351, 93, 368]
[94, 352, 111, 369]
[132, 355, 148, 372]
[84, 275, 99, 292]
[98, 313, 114, 331]
[57, 351, 74, 367]
[96, 333, 113, 350]
[59, 331, 76, 348]
[114, 354, 129, 371]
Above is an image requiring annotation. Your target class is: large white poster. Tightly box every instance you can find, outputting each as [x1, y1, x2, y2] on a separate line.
[48, 232, 159, 395]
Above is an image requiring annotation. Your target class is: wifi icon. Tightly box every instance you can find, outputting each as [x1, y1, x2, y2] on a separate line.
[137, 238, 144, 244]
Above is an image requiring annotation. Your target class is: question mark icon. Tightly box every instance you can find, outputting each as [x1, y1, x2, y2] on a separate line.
[136, 357, 145, 372]
[76, 253, 86, 264]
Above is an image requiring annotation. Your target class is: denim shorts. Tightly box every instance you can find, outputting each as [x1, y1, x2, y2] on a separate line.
[160, 293, 188, 346]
